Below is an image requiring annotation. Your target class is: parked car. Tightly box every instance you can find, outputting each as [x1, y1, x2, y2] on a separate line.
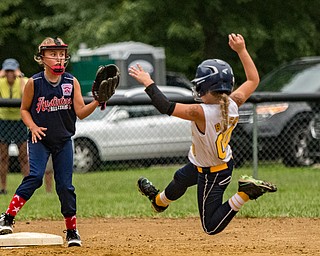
[307, 102, 320, 162]
[232, 56, 320, 167]
[73, 86, 192, 172]
[166, 71, 193, 90]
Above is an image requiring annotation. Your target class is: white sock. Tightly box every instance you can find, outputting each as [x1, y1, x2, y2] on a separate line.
[229, 193, 246, 211]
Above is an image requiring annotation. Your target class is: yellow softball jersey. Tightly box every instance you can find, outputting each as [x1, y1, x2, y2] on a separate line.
[188, 98, 239, 167]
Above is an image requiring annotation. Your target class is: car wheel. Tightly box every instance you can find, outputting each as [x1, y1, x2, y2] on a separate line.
[283, 123, 314, 167]
[73, 139, 100, 173]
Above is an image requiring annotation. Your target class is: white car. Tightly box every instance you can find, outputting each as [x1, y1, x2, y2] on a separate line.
[73, 86, 193, 172]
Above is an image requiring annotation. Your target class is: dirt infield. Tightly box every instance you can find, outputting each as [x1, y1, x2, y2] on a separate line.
[0, 217, 319, 256]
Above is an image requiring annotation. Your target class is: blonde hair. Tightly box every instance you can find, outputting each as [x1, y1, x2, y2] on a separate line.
[219, 93, 230, 132]
[211, 92, 230, 133]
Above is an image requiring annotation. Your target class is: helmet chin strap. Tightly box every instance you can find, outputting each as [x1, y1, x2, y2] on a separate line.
[192, 86, 203, 102]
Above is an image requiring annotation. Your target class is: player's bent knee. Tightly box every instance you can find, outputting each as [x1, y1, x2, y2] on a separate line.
[173, 170, 188, 185]
[201, 223, 223, 236]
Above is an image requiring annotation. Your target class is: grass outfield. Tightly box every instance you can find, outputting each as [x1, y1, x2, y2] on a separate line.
[0, 163, 319, 220]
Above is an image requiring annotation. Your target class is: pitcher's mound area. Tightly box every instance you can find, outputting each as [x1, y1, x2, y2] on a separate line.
[0, 232, 63, 247]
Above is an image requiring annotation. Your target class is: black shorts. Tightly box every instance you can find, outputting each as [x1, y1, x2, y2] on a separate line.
[0, 120, 28, 145]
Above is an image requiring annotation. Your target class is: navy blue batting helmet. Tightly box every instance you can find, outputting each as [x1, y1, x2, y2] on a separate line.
[191, 59, 234, 100]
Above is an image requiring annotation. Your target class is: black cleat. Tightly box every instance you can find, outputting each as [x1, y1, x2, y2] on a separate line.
[238, 175, 277, 200]
[137, 177, 168, 213]
[0, 213, 14, 235]
[65, 229, 82, 247]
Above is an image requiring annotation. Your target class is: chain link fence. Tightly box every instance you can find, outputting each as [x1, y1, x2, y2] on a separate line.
[232, 103, 319, 168]
[1, 93, 320, 175]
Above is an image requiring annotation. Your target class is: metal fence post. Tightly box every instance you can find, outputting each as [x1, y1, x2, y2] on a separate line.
[252, 103, 258, 178]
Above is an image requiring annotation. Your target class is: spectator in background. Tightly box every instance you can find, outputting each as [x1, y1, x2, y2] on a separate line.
[0, 58, 29, 194]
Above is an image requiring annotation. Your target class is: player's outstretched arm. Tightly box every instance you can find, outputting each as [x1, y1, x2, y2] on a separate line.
[229, 33, 260, 107]
[128, 64, 204, 122]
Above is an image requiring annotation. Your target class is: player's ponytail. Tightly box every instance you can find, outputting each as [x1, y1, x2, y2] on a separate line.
[219, 93, 229, 133]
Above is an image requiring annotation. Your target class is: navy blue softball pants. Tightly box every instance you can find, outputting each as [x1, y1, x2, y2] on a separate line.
[164, 160, 237, 235]
[15, 139, 76, 217]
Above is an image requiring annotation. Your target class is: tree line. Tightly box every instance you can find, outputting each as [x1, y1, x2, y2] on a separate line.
[1, 0, 320, 84]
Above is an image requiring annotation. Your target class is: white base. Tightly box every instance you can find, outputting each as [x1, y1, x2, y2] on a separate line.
[0, 232, 63, 247]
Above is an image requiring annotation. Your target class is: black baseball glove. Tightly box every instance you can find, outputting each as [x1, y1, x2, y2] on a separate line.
[92, 64, 120, 110]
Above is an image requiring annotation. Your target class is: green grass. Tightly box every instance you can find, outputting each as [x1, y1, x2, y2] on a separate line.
[0, 163, 319, 221]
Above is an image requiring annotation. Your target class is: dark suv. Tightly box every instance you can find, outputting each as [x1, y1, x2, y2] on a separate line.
[232, 56, 320, 167]
[308, 102, 320, 162]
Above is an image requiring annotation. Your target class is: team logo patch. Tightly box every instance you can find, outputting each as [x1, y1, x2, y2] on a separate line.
[61, 83, 73, 96]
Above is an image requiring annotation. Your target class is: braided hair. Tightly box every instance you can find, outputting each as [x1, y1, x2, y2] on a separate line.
[211, 92, 230, 133]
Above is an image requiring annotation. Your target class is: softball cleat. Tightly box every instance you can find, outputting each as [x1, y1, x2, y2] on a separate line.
[65, 229, 82, 247]
[0, 213, 14, 235]
[137, 177, 168, 213]
[238, 175, 277, 200]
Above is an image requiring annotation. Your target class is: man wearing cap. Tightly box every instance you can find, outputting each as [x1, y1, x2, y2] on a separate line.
[0, 58, 29, 194]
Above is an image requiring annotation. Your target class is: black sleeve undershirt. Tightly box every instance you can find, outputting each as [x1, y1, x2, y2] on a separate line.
[145, 83, 176, 116]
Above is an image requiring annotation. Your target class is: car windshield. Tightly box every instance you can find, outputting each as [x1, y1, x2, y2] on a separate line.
[257, 61, 320, 93]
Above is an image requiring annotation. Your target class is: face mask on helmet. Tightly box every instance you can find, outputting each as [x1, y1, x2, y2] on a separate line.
[35, 37, 70, 75]
[191, 59, 234, 101]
